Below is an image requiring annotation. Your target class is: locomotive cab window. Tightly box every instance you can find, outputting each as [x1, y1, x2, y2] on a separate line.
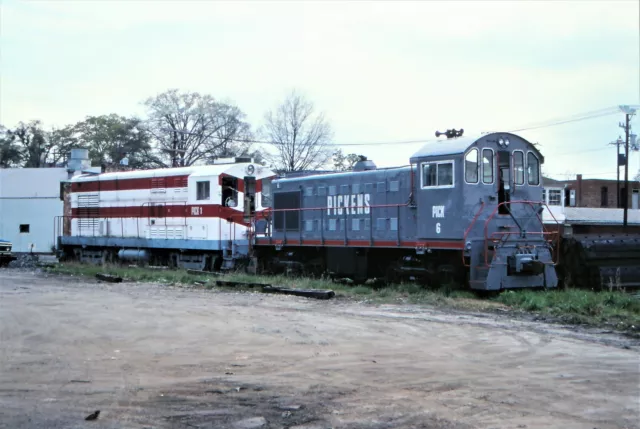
[527, 152, 540, 185]
[482, 148, 494, 184]
[196, 181, 210, 200]
[221, 176, 238, 207]
[422, 161, 454, 188]
[513, 151, 524, 185]
[464, 148, 479, 183]
[261, 177, 272, 207]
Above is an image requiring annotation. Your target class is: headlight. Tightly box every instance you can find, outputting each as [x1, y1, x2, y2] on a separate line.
[499, 138, 504, 146]
[504, 138, 510, 146]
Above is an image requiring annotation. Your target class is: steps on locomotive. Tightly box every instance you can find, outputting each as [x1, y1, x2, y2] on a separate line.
[220, 256, 236, 272]
[468, 239, 493, 287]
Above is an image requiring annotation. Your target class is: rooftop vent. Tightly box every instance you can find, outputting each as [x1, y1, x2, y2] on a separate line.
[66, 148, 90, 173]
[353, 156, 377, 172]
[212, 157, 254, 165]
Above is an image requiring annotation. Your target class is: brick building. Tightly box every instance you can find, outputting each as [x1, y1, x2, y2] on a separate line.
[542, 174, 640, 210]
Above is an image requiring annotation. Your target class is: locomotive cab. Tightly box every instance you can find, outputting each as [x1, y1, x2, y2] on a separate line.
[410, 130, 557, 290]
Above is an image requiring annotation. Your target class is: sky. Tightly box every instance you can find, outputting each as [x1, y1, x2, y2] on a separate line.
[1, 0, 639, 180]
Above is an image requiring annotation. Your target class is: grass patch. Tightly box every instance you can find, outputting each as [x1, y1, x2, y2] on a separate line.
[494, 289, 640, 330]
[43, 262, 640, 331]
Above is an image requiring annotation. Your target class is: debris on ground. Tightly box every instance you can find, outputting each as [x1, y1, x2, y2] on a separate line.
[232, 416, 267, 428]
[95, 273, 123, 283]
[85, 410, 100, 421]
[7, 254, 41, 269]
[188, 269, 222, 276]
[262, 285, 335, 300]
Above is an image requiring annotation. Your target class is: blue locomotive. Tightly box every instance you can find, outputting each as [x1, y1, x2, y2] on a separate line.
[254, 130, 559, 291]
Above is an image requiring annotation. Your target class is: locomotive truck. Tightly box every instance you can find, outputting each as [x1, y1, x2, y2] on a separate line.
[56, 131, 563, 291]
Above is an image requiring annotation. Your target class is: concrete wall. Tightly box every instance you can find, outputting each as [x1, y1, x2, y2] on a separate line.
[0, 168, 69, 253]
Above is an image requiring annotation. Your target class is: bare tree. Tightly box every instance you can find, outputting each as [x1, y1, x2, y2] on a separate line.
[261, 90, 333, 172]
[142, 89, 254, 167]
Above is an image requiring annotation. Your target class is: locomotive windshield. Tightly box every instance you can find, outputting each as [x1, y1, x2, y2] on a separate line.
[261, 177, 272, 207]
[527, 152, 540, 185]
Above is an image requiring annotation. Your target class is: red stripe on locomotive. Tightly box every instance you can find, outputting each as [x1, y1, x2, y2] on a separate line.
[71, 204, 250, 225]
[71, 175, 190, 192]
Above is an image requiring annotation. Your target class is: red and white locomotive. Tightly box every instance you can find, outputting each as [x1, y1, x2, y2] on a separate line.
[57, 157, 275, 271]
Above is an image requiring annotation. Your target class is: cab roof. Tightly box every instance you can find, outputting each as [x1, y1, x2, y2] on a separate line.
[410, 132, 544, 163]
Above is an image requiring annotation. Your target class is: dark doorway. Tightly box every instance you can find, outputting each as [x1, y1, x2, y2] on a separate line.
[497, 151, 511, 214]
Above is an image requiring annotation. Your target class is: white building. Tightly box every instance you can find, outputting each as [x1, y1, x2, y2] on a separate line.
[0, 168, 70, 253]
[0, 149, 98, 253]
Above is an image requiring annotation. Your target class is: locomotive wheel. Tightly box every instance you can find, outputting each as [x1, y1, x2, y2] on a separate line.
[385, 263, 401, 286]
[213, 255, 223, 272]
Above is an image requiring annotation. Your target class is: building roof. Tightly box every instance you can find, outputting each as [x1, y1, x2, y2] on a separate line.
[542, 176, 566, 186]
[563, 207, 640, 225]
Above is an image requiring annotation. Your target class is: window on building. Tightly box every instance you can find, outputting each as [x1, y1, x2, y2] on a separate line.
[196, 181, 210, 200]
[542, 189, 547, 204]
[601, 186, 608, 207]
[548, 189, 562, 206]
[19, 224, 30, 233]
[482, 149, 494, 184]
[465, 148, 479, 183]
[527, 152, 540, 185]
[422, 161, 454, 188]
[514, 151, 524, 185]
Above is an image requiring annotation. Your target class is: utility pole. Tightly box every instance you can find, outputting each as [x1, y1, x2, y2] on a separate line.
[624, 113, 629, 226]
[619, 105, 638, 228]
[609, 136, 624, 207]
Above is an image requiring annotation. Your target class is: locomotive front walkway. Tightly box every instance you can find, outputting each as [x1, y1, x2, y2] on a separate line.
[0, 270, 637, 429]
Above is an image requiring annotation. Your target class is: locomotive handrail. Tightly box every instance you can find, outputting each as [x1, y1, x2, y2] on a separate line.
[462, 201, 486, 267]
[482, 200, 561, 268]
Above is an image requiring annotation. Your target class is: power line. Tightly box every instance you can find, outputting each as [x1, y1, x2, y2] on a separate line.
[141, 106, 624, 148]
[504, 109, 620, 133]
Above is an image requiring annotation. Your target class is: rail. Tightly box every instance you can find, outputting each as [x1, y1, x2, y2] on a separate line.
[482, 200, 561, 268]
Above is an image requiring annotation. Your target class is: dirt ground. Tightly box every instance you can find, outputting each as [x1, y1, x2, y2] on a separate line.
[0, 270, 638, 429]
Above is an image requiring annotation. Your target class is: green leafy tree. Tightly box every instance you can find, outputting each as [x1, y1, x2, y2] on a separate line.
[332, 149, 365, 171]
[10, 120, 54, 167]
[0, 125, 22, 167]
[0, 121, 77, 168]
[71, 114, 152, 169]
